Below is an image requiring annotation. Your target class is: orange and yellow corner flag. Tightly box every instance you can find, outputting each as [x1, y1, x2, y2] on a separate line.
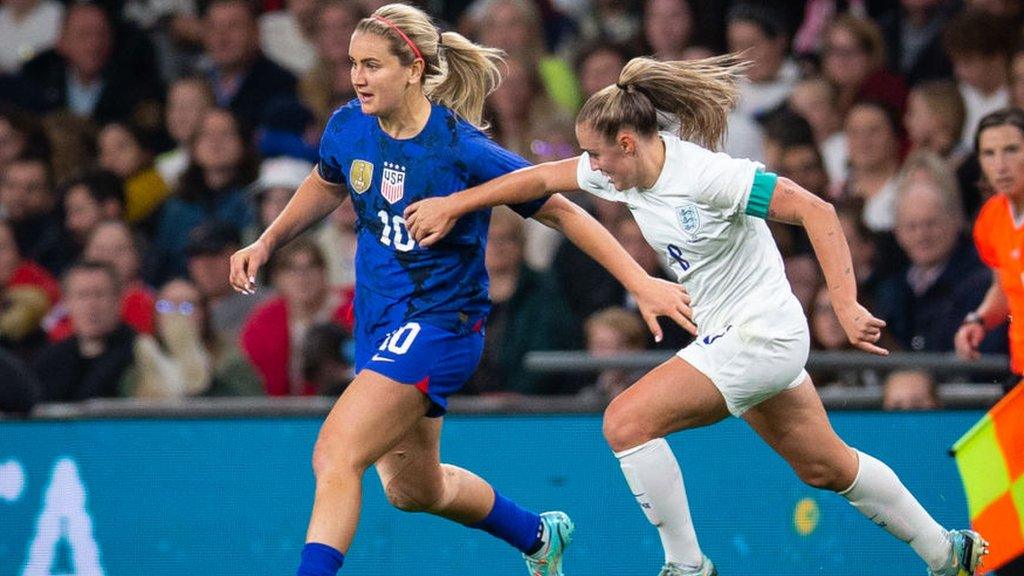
[953, 383, 1024, 573]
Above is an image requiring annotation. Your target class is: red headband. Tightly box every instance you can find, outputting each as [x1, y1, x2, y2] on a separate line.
[373, 15, 423, 62]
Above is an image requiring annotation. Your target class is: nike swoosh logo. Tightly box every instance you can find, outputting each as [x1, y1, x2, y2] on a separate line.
[371, 354, 395, 363]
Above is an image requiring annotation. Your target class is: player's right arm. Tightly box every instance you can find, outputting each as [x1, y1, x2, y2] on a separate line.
[229, 169, 346, 294]
[404, 157, 580, 247]
[955, 272, 1009, 360]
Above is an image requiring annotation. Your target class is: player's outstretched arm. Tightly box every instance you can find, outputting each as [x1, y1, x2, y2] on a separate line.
[405, 157, 580, 247]
[766, 176, 888, 356]
[229, 169, 346, 294]
[533, 194, 696, 340]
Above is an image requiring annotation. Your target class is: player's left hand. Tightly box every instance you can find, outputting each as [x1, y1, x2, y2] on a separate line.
[834, 300, 889, 356]
[405, 198, 457, 247]
[633, 277, 696, 341]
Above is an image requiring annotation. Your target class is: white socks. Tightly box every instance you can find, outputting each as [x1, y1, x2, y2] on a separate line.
[840, 450, 951, 571]
[615, 438, 703, 568]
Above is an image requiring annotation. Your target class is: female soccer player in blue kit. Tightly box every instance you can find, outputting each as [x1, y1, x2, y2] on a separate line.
[228, 5, 692, 576]
[404, 56, 988, 576]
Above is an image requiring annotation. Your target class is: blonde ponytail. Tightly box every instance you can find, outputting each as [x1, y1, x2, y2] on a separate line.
[357, 3, 505, 129]
[578, 54, 749, 150]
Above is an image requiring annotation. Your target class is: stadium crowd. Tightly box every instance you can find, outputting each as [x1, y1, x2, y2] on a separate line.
[0, 0, 1017, 413]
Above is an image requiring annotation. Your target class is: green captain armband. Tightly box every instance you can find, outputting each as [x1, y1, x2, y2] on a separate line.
[744, 170, 777, 219]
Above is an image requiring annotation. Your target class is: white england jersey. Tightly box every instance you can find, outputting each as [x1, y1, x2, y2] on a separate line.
[576, 132, 801, 334]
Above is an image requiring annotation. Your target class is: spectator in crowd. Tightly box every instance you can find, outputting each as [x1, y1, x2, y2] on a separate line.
[185, 222, 265, 343]
[758, 108, 816, 173]
[469, 0, 580, 114]
[942, 9, 1014, 148]
[123, 277, 263, 398]
[904, 80, 967, 164]
[300, 322, 353, 396]
[0, 0, 63, 74]
[642, 0, 700, 62]
[151, 108, 256, 280]
[570, 0, 641, 49]
[200, 0, 297, 126]
[584, 306, 648, 400]
[810, 285, 885, 388]
[241, 237, 353, 396]
[314, 199, 357, 288]
[244, 156, 313, 245]
[822, 15, 908, 117]
[60, 170, 124, 257]
[47, 220, 155, 341]
[33, 261, 136, 401]
[0, 347, 41, 414]
[957, 108, 1024, 388]
[0, 219, 59, 357]
[727, 3, 798, 121]
[840, 100, 905, 232]
[0, 106, 49, 176]
[19, 3, 163, 123]
[0, 155, 67, 274]
[875, 153, 994, 362]
[1011, 45, 1024, 110]
[876, 0, 955, 86]
[38, 110, 96, 184]
[788, 77, 848, 184]
[299, 0, 363, 128]
[487, 55, 569, 159]
[119, 0, 202, 82]
[97, 121, 170, 228]
[575, 42, 631, 100]
[883, 370, 939, 410]
[259, 0, 319, 76]
[155, 76, 214, 189]
[466, 208, 579, 395]
[256, 97, 318, 163]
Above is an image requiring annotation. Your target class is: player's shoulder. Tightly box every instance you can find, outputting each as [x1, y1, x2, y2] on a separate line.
[976, 194, 1009, 228]
[324, 99, 372, 137]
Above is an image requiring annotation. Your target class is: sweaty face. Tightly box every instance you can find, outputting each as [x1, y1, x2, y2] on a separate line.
[575, 122, 641, 191]
[349, 31, 419, 118]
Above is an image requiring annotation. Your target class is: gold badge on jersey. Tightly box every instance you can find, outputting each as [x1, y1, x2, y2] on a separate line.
[349, 160, 374, 194]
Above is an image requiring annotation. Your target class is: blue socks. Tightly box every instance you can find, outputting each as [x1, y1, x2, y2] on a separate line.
[297, 542, 345, 576]
[470, 491, 544, 554]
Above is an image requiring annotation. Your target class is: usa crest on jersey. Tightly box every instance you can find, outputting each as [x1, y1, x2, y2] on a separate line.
[381, 162, 406, 204]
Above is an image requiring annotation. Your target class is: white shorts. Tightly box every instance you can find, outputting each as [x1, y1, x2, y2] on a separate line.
[678, 299, 810, 416]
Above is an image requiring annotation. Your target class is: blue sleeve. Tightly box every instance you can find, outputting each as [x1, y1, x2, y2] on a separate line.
[316, 107, 349, 186]
[463, 132, 547, 219]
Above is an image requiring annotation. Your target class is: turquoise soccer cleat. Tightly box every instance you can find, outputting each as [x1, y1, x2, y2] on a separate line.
[523, 511, 574, 576]
[929, 530, 990, 576]
[657, 555, 717, 576]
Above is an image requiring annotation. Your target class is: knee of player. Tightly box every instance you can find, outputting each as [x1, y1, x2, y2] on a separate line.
[311, 438, 372, 479]
[602, 405, 655, 453]
[384, 478, 441, 513]
[793, 460, 845, 491]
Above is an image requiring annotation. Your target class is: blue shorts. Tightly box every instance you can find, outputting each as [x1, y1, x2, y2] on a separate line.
[355, 320, 484, 417]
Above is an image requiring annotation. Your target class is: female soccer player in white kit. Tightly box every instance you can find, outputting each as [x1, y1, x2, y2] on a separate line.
[404, 55, 989, 576]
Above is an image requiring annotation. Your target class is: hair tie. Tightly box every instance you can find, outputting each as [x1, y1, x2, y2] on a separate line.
[616, 82, 627, 90]
[373, 15, 423, 62]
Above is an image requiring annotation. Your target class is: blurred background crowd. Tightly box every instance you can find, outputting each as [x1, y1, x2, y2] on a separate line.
[0, 0, 1016, 414]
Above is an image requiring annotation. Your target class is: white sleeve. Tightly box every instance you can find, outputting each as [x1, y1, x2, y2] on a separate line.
[576, 152, 625, 202]
[688, 144, 762, 218]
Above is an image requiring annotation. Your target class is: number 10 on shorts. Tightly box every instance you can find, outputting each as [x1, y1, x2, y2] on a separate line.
[379, 322, 422, 355]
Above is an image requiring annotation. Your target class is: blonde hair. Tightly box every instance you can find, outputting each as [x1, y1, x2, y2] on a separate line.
[826, 15, 886, 72]
[910, 80, 966, 148]
[577, 54, 748, 150]
[585, 307, 647, 350]
[357, 3, 504, 128]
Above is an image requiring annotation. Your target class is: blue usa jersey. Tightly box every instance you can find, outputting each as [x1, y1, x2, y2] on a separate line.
[318, 100, 545, 338]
